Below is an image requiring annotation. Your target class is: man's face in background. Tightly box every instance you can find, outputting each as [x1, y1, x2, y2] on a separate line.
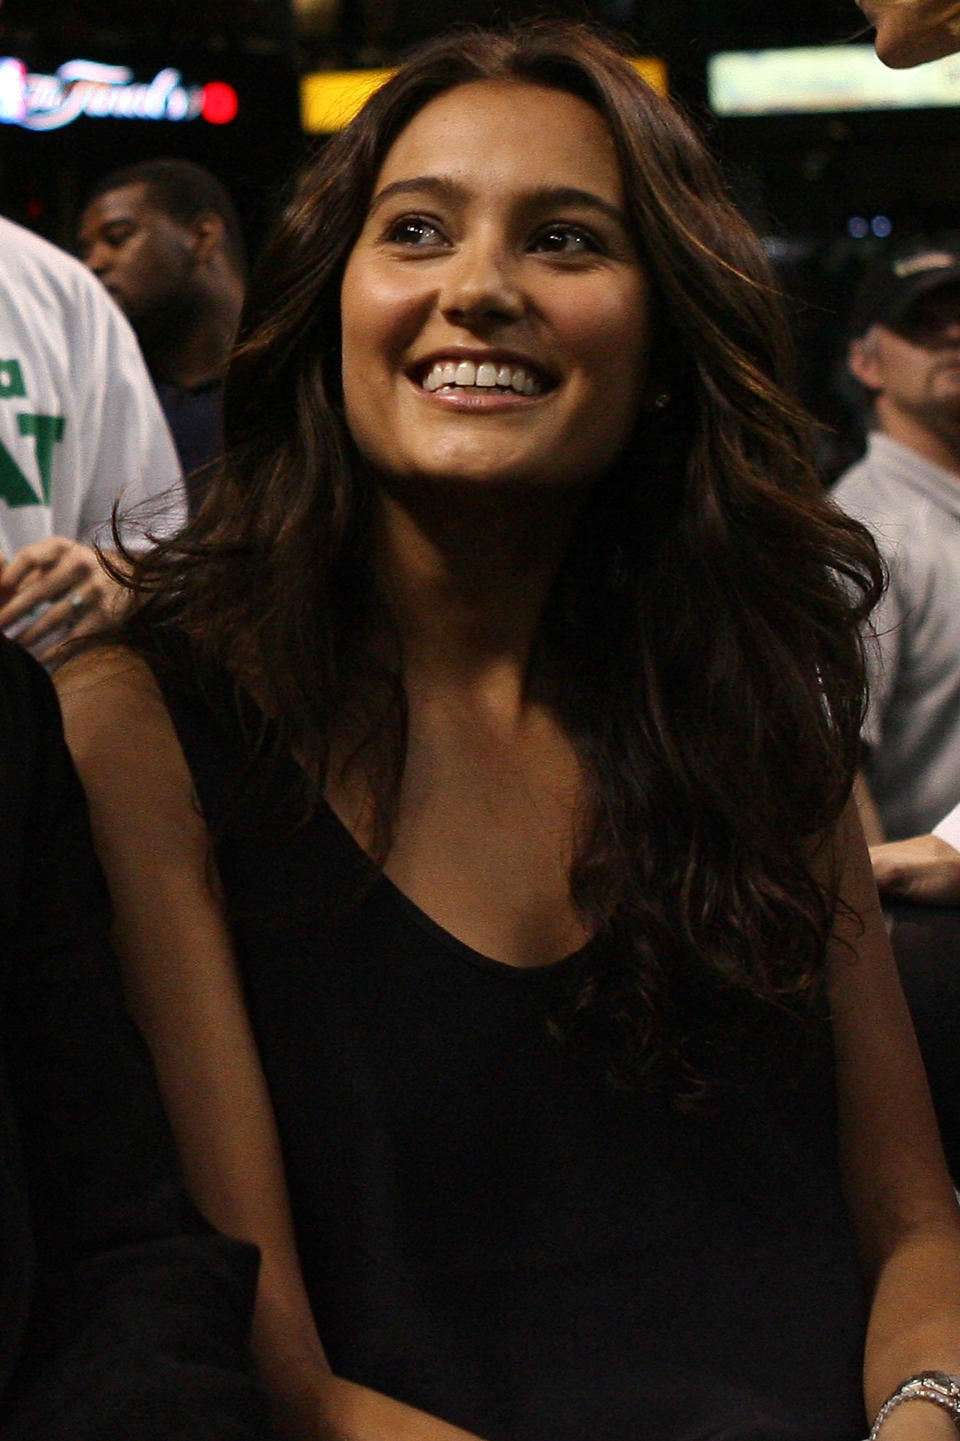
[77, 182, 200, 347]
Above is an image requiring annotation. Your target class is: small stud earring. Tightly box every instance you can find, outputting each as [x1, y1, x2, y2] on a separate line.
[653, 391, 671, 410]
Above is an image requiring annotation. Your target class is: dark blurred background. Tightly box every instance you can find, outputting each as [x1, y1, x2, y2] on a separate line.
[3, 0, 957, 476]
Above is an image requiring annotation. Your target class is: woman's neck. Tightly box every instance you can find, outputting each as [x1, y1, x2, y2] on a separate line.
[370, 478, 583, 702]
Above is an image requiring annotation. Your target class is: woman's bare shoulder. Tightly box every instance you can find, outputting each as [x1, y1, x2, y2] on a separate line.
[55, 644, 163, 714]
[55, 645, 195, 816]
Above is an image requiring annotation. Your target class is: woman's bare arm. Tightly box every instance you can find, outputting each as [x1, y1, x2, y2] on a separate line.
[827, 798, 960, 1440]
[56, 651, 486, 1441]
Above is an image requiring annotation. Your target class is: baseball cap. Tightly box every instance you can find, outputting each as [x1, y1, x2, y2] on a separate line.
[849, 245, 960, 337]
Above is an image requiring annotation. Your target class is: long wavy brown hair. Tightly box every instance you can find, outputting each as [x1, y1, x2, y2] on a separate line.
[117, 22, 884, 1098]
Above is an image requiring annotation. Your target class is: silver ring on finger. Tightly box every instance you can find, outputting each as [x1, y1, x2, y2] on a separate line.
[68, 589, 87, 622]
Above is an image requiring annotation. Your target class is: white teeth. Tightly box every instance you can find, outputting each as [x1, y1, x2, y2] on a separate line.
[420, 358, 544, 396]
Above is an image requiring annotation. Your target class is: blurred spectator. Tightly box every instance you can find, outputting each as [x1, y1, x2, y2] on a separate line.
[845, 0, 960, 1186]
[0, 216, 183, 662]
[855, 0, 960, 66]
[78, 159, 245, 514]
[845, 1, 960, 903]
[0, 633, 268, 1440]
[833, 243, 960, 839]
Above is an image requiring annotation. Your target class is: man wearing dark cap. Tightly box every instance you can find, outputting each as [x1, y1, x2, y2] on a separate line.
[834, 243, 960, 841]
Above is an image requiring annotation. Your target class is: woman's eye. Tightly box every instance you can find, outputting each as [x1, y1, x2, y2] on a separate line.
[384, 216, 445, 246]
[531, 225, 600, 255]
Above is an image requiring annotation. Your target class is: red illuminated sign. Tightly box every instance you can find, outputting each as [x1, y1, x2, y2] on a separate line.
[0, 58, 239, 130]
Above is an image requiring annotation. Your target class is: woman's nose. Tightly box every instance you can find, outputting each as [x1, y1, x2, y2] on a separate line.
[439, 237, 525, 327]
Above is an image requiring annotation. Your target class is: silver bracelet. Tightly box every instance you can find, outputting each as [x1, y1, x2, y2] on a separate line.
[867, 1371, 960, 1439]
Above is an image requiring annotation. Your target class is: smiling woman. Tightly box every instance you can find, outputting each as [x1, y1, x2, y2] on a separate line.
[340, 81, 650, 496]
[53, 20, 960, 1441]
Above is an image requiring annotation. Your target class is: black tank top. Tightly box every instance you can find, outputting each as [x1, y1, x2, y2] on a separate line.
[151, 640, 868, 1441]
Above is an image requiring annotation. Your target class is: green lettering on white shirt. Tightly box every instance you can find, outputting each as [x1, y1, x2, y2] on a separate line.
[18, 413, 65, 503]
[0, 360, 26, 400]
[0, 412, 66, 508]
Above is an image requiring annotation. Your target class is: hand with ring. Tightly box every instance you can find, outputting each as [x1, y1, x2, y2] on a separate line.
[0, 537, 128, 662]
[68, 588, 89, 623]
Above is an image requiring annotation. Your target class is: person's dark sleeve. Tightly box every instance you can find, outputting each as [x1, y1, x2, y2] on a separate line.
[885, 896, 960, 1187]
[0, 641, 270, 1439]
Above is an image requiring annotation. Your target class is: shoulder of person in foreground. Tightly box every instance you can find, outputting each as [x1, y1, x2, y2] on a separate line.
[0, 636, 268, 1441]
[823, 796, 960, 1438]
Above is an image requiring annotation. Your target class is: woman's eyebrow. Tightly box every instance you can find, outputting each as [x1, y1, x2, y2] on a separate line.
[524, 185, 629, 232]
[367, 176, 629, 232]
[367, 175, 464, 216]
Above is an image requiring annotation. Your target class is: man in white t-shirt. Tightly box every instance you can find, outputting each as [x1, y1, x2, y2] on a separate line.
[0, 216, 184, 659]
